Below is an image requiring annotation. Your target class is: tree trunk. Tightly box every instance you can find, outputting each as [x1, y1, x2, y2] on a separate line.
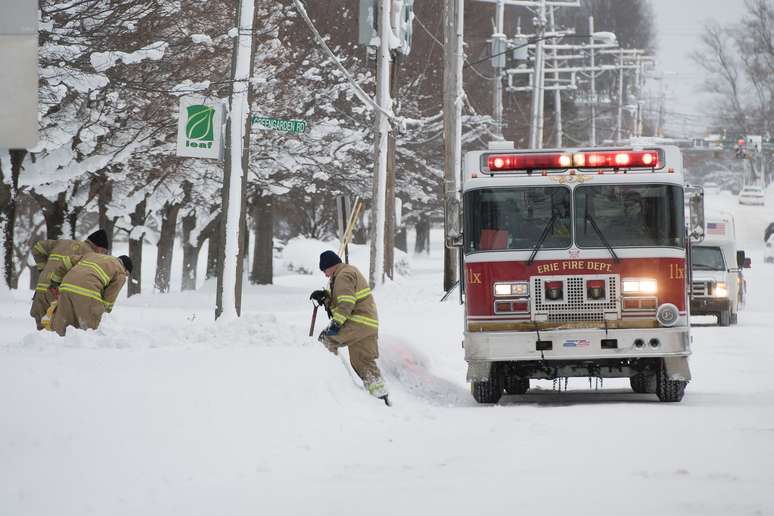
[128, 197, 146, 297]
[154, 201, 182, 293]
[206, 213, 220, 279]
[250, 194, 273, 285]
[181, 210, 198, 291]
[31, 191, 67, 241]
[414, 217, 430, 254]
[1, 150, 25, 288]
[396, 226, 407, 253]
[97, 177, 115, 251]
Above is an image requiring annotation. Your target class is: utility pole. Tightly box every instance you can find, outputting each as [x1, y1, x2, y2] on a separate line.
[443, 0, 463, 292]
[549, 7, 562, 147]
[368, 0, 392, 288]
[384, 53, 400, 280]
[216, 0, 256, 319]
[616, 47, 624, 143]
[493, 0, 505, 139]
[528, 0, 547, 148]
[589, 15, 596, 146]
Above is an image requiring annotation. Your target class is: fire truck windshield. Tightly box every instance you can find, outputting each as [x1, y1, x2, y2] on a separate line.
[464, 187, 572, 253]
[574, 184, 684, 248]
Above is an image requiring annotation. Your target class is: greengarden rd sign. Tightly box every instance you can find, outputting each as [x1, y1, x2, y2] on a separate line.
[251, 116, 306, 134]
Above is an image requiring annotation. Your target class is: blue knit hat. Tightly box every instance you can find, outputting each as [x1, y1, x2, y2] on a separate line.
[319, 250, 342, 271]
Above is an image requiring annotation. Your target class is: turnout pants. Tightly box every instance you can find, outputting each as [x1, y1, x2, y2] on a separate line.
[51, 291, 105, 336]
[342, 334, 388, 398]
[30, 290, 56, 330]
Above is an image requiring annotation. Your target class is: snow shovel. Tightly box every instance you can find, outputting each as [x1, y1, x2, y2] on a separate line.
[308, 303, 319, 337]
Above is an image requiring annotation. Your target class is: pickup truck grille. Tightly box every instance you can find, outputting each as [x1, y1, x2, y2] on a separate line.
[691, 281, 710, 297]
[532, 275, 619, 322]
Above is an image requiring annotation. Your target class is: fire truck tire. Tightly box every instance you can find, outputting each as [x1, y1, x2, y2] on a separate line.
[718, 310, 731, 327]
[504, 376, 530, 395]
[630, 373, 656, 394]
[656, 359, 686, 402]
[471, 367, 504, 404]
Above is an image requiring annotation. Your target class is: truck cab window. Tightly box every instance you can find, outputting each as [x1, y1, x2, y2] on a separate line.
[574, 184, 684, 248]
[464, 187, 571, 253]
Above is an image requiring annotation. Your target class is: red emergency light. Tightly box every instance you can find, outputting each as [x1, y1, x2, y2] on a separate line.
[487, 153, 572, 172]
[485, 149, 660, 173]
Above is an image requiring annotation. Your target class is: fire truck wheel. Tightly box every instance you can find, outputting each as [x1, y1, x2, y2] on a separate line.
[505, 376, 529, 394]
[630, 373, 656, 394]
[504, 376, 530, 395]
[655, 360, 686, 402]
[718, 310, 731, 327]
[471, 368, 504, 404]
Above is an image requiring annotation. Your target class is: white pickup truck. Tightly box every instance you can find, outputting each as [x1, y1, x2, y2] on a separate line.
[690, 213, 750, 325]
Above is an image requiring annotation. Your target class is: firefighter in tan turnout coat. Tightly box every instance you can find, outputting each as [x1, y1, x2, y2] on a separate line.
[51, 253, 132, 336]
[29, 229, 109, 330]
[311, 251, 390, 406]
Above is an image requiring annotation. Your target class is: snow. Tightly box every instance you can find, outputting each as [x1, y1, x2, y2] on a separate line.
[190, 34, 213, 46]
[170, 80, 211, 95]
[1, 193, 774, 515]
[90, 42, 169, 72]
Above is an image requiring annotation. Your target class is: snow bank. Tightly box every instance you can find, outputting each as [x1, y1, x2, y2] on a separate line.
[281, 237, 410, 276]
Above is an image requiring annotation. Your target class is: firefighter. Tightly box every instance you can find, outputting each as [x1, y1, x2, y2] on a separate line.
[311, 251, 390, 406]
[50, 253, 132, 336]
[30, 229, 109, 330]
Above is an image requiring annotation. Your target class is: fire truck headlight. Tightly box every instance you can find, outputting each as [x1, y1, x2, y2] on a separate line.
[623, 278, 658, 295]
[714, 282, 728, 298]
[494, 282, 529, 297]
[656, 303, 680, 327]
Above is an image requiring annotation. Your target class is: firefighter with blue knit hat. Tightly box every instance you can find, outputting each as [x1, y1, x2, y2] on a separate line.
[310, 250, 390, 406]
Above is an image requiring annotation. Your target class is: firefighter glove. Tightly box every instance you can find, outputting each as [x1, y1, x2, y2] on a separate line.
[310, 289, 328, 304]
[324, 322, 341, 337]
[318, 331, 337, 354]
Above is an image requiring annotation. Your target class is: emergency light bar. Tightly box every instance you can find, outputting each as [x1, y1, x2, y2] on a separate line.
[485, 149, 661, 173]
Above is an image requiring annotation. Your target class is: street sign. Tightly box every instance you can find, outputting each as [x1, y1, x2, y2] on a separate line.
[176, 95, 225, 159]
[251, 116, 306, 134]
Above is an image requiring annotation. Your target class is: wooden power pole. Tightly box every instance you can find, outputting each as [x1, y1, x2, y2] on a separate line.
[442, 0, 463, 292]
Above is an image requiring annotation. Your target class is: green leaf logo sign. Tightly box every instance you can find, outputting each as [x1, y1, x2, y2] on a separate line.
[186, 105, 215, 142]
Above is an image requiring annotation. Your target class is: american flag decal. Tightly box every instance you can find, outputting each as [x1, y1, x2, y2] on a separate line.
[707, 222, 726, 235]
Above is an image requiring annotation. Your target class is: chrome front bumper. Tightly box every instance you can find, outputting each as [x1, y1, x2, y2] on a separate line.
[464, 326, 691, 380]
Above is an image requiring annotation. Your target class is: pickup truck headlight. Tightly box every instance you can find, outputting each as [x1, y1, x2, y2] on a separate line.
[494, 282, 529, 297]
[623, 278, 658, 295]
[714, 282, 728, 298]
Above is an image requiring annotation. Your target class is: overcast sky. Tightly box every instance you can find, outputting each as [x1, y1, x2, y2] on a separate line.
[649, 0, 745, 137]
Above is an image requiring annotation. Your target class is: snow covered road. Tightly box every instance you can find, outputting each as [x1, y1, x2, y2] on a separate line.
[2, 193, 773, 516]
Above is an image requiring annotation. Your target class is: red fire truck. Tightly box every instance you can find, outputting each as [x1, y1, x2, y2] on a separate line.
[452, 142, 701, 403]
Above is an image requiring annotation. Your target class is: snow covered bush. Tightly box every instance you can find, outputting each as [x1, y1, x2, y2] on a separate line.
[281, 237, 410, 277]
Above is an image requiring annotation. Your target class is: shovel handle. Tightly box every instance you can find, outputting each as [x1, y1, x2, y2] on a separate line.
[309, 304, 319, 337]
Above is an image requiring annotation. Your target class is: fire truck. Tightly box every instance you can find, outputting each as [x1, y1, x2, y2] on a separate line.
[449, 142, 702, 404]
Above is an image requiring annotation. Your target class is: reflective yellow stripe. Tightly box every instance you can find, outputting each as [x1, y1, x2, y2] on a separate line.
[354, 288, 371, 300]
[337, 295, 356, 304]
[332, 311, 347, 324]
[367, 380, 386, 395]
[349, 314, 379, 329]
[34, 242, 47, 255]
[36, 284, 50, 292]
[49, 254, 72, 269]
[78, 260, 110, 286]
[50, 274, 62, 283]
[60, 282, 109, 307]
